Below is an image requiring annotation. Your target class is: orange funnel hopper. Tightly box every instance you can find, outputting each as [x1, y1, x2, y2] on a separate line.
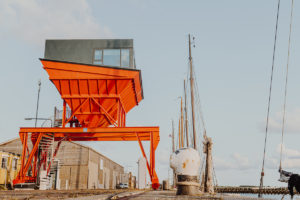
[41, 59, 143, 128]
[14, 58, 160, 190]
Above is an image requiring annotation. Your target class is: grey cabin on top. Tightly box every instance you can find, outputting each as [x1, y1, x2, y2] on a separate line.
[44, 39, 135, 69]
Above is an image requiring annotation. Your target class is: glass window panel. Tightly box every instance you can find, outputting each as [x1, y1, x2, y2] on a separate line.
[1, 157, 7, 169]
[94, 50, 102, 61]
[12, 158, 17, 170]
[103, 49, 120, 66]
[100, 159, 103, 170]
[93, 60, 102, 65]
[121, 49, 130, 68]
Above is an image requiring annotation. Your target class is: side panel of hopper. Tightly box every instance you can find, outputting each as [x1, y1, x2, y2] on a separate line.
[41, 59, 143, 128]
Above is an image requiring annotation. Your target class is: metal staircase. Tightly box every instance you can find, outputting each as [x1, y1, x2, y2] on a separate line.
[38, 133, 54, 190]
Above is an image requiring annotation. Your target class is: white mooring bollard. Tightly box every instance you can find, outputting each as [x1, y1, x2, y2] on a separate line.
[170, 147, 201, 195]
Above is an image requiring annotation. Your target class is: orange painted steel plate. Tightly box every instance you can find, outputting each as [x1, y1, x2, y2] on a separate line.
[19, 127, 159, 142]
[40, 59, 143, 128]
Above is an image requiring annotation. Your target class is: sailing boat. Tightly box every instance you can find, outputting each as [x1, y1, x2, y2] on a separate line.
[170, 34, 215, 195]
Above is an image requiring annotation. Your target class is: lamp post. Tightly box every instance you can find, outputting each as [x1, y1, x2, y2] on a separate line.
[35, 80, 42, 127]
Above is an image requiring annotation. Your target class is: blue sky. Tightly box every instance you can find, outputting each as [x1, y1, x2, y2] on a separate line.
[0, 0, 300, 187]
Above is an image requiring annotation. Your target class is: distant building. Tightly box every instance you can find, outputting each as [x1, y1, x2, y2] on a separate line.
[137, 157, 147, 189]
[0, 150, 20, 188]
[0, 138, 124, 190]
[44, 39, 135, 69]
[128, 172, 136, 189]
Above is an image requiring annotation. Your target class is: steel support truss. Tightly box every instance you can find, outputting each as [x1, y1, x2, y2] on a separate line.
[13, 126, 160, 189]
[61, 94, 126, 128]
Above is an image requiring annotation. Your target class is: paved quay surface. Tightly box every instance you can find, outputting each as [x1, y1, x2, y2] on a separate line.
[114, 190, 277, 200]
[0, 189, 131, 200]
[0, 189, 285, 200]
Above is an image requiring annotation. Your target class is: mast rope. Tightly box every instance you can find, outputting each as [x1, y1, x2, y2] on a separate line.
[279, 0, 294, 171]
[259, 0, 281, 196]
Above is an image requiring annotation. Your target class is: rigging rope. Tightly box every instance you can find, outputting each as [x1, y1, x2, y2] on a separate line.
[259, 0, 281, 196]
[279, 0, 294, 171]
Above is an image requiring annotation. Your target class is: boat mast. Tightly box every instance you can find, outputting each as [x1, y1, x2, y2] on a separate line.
[172, 120, 175, 153]
[184, 80, 189, 147]
[189, 34, 197, 150]
[172, 120, 176, 188]
[180, 97, 184, 147]
[178, 117, 182, 148]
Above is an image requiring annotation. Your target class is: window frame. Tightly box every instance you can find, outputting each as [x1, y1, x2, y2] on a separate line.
[1, 157, 8, 169]
[93, 48, 131, 68]
[12, 157, 18, 170]
[93, 49, 104, 65]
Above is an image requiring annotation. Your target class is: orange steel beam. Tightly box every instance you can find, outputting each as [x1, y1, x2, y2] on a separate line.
[19, 132, 28, 177]
[64, 98, 89, 125]
[91, 97, 118, 126]
[62, 101, 66, 127]
[136, 133, 151, 178]
[15, 127, 160, 189]
[19, 127, 158, 133]
[62, 96, 126, 128]
[22, 133, 43, 178]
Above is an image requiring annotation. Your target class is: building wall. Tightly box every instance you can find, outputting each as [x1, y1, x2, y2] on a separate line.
[0, 139, 124, 190]
[0, 151, 20, 186]
[59, 165, 88, 190]
[55, 141, 124, 190]
[87, 148, 124, 189]
[0, 138, 27, 155]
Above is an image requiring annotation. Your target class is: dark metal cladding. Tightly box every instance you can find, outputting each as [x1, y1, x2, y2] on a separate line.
[44, 39, 135, 69]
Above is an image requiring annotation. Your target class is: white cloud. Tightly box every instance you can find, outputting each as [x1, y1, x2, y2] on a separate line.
[232, 153, 250, 168]
[261, 144, 300, 170]
[214, 156, 235, 170]
[265, 156, 278, 169]
[259, 108, 300, 134]
[0, 0, 113, 46]
[214, 153, 255, 170]
[157, 148, 170, 165]
[281, 159, 300, 169]
[276, 144, 300, 158]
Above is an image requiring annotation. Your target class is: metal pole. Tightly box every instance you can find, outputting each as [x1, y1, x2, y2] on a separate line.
[189, 34, 197, 150]
[35, 80, 41, 127]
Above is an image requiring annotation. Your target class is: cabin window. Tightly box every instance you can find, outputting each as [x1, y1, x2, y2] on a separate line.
[12, 158, 18, 170]
[1, 157, 8, 169]
[93, 49, 131, 67]
[93, 50, 103, 65]
[103, 49, 120, 66]
[121, 49, 130, 68]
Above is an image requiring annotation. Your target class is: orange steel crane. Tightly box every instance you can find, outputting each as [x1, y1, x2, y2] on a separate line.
[13, 59, 160, 189]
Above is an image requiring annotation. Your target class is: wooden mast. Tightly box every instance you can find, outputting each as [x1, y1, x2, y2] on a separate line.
[189, 34, 197, 150]
[172, 120, 176, 188]
[178, 118, 181, 148]
[184, 80, 189, 147]
[180, 97, 184, 147]
[172, 120, 175, 153]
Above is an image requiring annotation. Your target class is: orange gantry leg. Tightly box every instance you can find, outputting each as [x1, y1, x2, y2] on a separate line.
[13, 127, 160, 189]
